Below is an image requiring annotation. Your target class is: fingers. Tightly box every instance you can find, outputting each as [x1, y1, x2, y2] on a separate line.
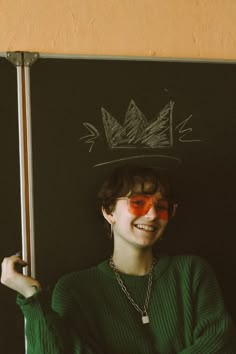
[1, 255, 27, 284]
[3, 255, 27, 269]
[13, 256, 28, 274]
[15, 251, 22, 257]
[1, 254, 42, 297]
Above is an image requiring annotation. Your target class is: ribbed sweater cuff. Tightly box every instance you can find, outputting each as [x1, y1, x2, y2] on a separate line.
[16, 288, 52, 320]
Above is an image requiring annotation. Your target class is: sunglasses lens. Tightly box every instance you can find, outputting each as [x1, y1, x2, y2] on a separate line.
[128, 195, 169, 219]
[156, 201, 169, 220]
[128, 195, 153, 216]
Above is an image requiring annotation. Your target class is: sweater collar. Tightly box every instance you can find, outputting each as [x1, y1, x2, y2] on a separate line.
[97, 255, 171, 286]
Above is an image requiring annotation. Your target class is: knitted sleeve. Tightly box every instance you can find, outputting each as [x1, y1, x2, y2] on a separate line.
[16, 282, 94, 354]
[179, 257, 236, 354]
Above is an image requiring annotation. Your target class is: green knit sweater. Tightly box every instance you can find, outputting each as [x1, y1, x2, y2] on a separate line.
[17, 255, 236, 354]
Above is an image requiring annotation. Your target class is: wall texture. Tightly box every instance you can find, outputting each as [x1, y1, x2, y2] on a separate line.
[0, 0, 236, 59]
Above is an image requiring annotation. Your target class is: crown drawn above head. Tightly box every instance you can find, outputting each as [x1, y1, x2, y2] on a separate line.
[101, 100, 174, 149]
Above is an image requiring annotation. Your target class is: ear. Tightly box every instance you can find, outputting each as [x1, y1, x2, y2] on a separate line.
[102, 207, 115, 225]
[171, 203, 178, 218]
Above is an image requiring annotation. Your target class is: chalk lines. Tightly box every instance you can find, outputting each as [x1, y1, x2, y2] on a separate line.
[79, 98, 201, 153]
[94, 154, 182, 168]
[175, 115, 201, 143]
[79, 123, 100, 152]
[102, 100, 174, 149]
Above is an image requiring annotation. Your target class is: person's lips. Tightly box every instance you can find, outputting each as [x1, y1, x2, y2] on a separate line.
[134, 224, 157, 232]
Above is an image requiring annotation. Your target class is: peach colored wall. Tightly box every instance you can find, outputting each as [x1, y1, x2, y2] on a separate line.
[0, 0, 236, 59]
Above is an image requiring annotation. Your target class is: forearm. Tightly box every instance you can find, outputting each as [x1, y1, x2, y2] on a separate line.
[17, 290, 85, 354]
[179, 338, 236, 354]
[179, 313, 236, 354]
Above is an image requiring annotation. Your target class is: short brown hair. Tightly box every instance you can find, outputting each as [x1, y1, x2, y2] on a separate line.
[97, 164, 175, 215]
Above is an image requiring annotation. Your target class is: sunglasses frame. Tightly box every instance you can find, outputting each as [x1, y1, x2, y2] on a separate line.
[116, 194, 175, 218]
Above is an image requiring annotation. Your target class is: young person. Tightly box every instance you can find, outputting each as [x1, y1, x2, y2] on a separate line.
[1, 165, 236, 353]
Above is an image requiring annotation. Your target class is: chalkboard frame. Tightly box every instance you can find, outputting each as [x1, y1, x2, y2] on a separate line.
[29, 54, 236, 311]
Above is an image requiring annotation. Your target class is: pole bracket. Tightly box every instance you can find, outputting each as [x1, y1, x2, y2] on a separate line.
[6, 51, 39, 67]
[6, 51, 23, 66]
[24, 52, 39, 67]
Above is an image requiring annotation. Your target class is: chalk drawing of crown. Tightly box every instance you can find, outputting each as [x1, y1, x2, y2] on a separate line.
[101, 100, 174, 149]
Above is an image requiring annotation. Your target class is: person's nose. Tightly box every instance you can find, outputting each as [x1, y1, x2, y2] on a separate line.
[144, 204, 158, 219]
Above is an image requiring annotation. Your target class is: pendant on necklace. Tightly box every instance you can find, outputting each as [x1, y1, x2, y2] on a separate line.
[142, 315, 149, 324]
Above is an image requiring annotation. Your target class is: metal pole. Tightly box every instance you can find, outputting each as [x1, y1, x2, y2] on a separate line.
[16, 63, 30, 275]
[24, 65, 36, 278]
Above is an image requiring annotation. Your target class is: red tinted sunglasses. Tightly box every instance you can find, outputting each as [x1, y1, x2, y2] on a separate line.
[117, 194, 172, 220]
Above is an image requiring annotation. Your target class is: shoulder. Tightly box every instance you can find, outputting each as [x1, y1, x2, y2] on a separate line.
[54, 264, 99, 295]
[168, 254, 213, 270]
[52, 264, 100, 312]
[168, 254, 221, 291]
[161, 254, 217, 282]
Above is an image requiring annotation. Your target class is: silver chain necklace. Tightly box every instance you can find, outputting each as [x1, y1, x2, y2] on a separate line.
[109, 256, 156, 324]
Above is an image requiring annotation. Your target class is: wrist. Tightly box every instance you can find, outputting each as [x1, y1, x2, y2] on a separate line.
[23, 284, 41, 298]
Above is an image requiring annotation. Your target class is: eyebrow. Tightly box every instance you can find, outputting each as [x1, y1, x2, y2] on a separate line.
[130, 194, 168, 200]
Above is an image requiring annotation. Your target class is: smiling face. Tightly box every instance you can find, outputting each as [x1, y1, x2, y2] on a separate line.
[102, 190, 169, 249]
[98, 165, 176, 250]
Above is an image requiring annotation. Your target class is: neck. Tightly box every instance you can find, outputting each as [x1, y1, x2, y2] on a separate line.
[112, 247, 154, 276]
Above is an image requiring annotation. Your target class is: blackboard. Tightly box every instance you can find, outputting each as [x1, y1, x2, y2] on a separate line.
[29, 57, 236, 321]
[0, 57, 24, 354]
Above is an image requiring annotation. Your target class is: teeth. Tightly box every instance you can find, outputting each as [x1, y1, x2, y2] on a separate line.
[135, 224, 156, 231]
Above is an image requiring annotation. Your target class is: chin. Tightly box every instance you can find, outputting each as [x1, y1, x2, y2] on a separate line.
[135, 237, 158, 248]
[134, 243, 153, 250]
